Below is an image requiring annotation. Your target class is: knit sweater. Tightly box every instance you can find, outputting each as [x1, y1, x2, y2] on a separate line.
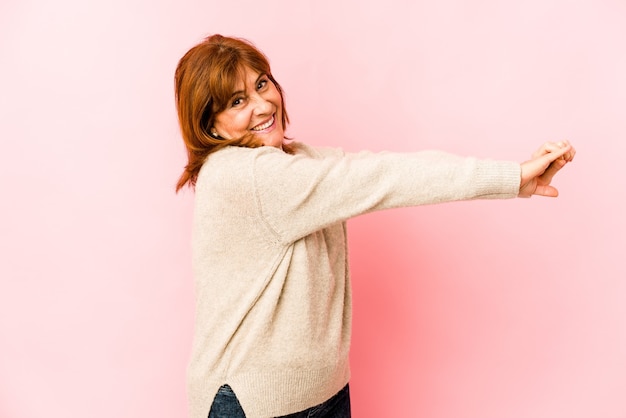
[187, 142, 521, 418]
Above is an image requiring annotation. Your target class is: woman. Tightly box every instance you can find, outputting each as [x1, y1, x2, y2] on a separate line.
[174, 34, 575, 418]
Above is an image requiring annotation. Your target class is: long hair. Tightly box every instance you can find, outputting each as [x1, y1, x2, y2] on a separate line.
[174, 35, 290, 192]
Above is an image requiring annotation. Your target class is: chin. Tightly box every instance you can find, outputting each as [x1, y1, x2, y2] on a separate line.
[263, 132, 284, 148]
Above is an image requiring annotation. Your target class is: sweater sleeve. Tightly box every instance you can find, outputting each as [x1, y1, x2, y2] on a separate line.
[249, 143, 521, 244]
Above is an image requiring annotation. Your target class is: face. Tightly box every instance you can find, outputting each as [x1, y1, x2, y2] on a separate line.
[212, 67, 285, 149]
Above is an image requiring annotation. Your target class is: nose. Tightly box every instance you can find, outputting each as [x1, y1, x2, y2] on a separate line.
[251, 93, 272, 116]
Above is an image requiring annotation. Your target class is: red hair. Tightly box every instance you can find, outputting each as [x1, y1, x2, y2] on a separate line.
[174, 34, 290, 191]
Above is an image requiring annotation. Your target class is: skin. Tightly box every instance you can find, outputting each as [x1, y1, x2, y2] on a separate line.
[519, 140, 576, 197]
[212, 67, 285, 149]
[212, 67, 576, 198]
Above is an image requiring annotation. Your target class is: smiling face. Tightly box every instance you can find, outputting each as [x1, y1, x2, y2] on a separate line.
[212, 66, 285, 149]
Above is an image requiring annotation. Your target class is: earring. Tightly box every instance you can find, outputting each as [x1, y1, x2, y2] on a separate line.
[210, 130, 220, 139]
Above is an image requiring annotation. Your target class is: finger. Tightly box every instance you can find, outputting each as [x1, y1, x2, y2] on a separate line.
[557, 140, 578, 162]
[532, 142, 564, 159]
[539, 158, 567, 184]
[564, 144, 576, 162]
[525, 145, 570, 179]
[536, 143, 572, 167]
[533, 183, 559, 197]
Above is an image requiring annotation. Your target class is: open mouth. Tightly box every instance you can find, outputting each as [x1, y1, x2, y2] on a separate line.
[251, 115, 275, 132]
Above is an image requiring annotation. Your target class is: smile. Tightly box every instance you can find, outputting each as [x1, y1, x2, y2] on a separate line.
[251, 115, 275, 132]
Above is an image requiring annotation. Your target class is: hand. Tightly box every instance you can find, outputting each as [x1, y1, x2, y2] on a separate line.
[519, 140, 576, 198]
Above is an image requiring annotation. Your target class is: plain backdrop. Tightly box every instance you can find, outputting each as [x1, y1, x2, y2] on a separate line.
[1, 0, 625, 417]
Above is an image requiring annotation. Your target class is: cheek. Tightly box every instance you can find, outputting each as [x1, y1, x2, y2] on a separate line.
[217, 112, 250, 134]
[272, 90, 283, 108]
[233, 113, 252, 132]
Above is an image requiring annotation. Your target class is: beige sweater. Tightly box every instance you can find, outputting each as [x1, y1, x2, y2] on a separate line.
[187, 142, 521, 418]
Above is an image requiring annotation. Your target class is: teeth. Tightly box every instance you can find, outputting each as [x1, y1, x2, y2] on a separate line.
[252, 116, 274, 131]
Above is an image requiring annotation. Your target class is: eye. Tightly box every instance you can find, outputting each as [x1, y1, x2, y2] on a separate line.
[257, 78, 268, 90]
[231, 97, 244, 107]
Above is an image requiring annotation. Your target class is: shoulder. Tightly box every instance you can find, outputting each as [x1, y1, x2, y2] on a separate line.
[198, 146, 274, 178]
[196, 143, 347, 189]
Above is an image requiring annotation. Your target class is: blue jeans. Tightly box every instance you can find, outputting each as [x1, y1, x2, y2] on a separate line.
[208, 384, 351, 418]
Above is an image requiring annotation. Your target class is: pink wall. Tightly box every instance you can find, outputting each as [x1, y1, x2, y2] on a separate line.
[1, 1, 624, 417]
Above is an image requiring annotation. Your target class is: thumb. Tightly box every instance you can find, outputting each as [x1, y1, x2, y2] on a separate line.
[533, 183, 559, 197]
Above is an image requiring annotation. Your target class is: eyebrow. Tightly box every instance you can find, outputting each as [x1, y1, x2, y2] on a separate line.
[229, 73, 267, 99]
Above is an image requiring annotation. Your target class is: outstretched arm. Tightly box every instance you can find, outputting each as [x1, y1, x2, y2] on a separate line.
[519, 140, 576, 198]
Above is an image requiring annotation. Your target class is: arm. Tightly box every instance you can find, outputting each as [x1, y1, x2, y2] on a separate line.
[252, 144, 521, 244]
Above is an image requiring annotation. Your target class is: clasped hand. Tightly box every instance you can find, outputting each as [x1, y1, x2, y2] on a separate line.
[519, 140, 576, 198]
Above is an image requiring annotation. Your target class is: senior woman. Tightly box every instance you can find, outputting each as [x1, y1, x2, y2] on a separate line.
[174, 34, 575, 418]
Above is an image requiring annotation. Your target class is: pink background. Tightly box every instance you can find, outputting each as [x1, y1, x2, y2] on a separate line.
[1, 0, 625, 417]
